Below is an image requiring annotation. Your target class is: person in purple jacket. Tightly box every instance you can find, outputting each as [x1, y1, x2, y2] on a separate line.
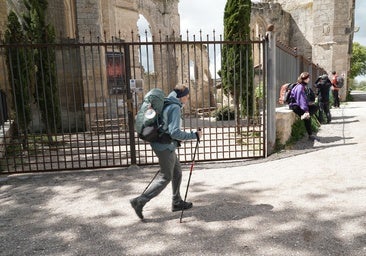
[289, 72, 319, 141]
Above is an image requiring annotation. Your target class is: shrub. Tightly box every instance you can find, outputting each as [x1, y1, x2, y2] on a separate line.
[214, 106, 235, 121]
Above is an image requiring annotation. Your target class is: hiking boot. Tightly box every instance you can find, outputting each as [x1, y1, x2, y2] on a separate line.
[308, 135, 320, 142]
[172, 200, 193, 212]
[130, 197, 144, 220]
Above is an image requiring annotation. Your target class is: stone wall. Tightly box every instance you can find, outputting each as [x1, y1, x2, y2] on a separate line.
[178, 44, 216, 110]
[0, 1, 7, 30]
[0, 0, 355, 123]
[276, 107, 297, 145]
[264, 0, 355, 100]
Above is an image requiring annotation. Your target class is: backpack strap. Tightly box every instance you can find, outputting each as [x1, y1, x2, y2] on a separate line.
[153, 101, 181, 144]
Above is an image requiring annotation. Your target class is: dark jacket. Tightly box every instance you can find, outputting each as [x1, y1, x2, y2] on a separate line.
[315, 76, 332, 102]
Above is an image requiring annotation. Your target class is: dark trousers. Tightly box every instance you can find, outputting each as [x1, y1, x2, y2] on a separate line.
[291, 104, 318, 136]
[332, 90, 340, 107]
[318, 101, 331, 123]
[139, 149, 182, 205]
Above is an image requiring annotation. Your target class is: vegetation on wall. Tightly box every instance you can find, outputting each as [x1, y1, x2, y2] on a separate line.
[350, 42, 366, 79]
[5, 0, 61, 145]
[23, 0, 61, 142]
[276, 115, 321, 151]
[4, 11, 33, 143]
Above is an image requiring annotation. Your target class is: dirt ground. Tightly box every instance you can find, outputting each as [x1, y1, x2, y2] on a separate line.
[1, 92, 366, 256]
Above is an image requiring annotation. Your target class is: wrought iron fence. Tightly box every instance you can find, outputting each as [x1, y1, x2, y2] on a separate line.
[275, 40, 327, 105]
[0, 33, 267, 174]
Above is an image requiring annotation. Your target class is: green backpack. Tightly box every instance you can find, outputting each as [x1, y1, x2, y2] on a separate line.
[135, 88, 174, 143]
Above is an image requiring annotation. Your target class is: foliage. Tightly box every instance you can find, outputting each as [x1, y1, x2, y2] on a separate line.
[254, 83, 264, 116]
[214, 106, 235, 121]
[275, 115, 321, 149]
[350, 42, 366, 78]
[351, 79, 366, 91]
[255, 84, 263, 99]
[310, 115, 321, 133]
[346, 90, 353, 101]
[23, 0, 61, 137]
[287, 118, 307, 144]
[4, 12, 33, 136]
[222, 0, 253, 128]
[358, 80, 366, 90]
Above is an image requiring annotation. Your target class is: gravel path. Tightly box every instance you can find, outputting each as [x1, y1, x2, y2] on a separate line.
[1, 92, 365, 256]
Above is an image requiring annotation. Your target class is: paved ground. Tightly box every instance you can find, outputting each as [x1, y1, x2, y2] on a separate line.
[1, 92, 366, 256]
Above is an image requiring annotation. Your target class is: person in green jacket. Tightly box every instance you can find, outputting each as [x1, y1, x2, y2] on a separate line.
[130, 84, 201, 220]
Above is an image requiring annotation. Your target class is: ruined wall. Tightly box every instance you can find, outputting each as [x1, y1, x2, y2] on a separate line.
[251, 2, 292, 44]
[136, 0, 180, 92]
[47, 0, 76, 38]
[255, 0, 354, 99]
[251, 2, 292, 70]
[1, 0, 355, 115]
[278, 0, 354, 76]
[177, 44, 216, 110]
[0, 1, 7, 30]
[78, 0, 181, 92]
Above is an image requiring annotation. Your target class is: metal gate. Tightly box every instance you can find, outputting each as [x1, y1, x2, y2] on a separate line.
[0, 32, 267, 174]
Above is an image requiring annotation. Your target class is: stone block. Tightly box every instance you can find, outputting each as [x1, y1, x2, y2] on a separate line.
[276, 106, 297, 145]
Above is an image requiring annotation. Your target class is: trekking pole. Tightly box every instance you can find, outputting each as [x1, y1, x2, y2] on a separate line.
[180, 131, 200, 223]
[142, 170, 160, 194]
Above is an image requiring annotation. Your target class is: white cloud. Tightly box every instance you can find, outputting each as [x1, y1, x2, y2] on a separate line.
[179, 0, 365, 46]
[354, 0, 366, 46]
[178, 0, 226, 37]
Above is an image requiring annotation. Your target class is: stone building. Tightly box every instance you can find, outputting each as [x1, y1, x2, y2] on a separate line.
[251, 0, 355, 99]
[0, 0, 355, 113]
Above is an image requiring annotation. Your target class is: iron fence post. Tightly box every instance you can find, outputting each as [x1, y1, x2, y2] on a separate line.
[124, 43, 137, 165]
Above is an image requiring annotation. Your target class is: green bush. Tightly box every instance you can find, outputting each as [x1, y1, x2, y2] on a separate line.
[277, 115, 321, 149]
[214, 106, 235, 121]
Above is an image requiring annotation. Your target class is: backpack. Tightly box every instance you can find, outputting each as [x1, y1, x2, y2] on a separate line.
[336, 76, 344, 88]
[279, 83, 296, 104]
[316, 76, 327, 87]
[305, 86, 316, 103]
[135, 88, 174, 143]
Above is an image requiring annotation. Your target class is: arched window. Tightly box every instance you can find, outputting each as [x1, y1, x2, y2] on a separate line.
[137, 14, 154, 73]
[64, 0, 76, 38]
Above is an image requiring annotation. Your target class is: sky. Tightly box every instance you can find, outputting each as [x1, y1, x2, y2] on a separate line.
[179, 0, 366, 45]
[179, 0, 226, 38]
[178, 0, 366, 80]
[138, 1, 365, 78]
[178, 0, 256, 37]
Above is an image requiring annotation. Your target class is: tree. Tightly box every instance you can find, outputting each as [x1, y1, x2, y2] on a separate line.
[221, 0, 253, 133]
[350, 42, 366, 78]
[23, 0, 61, 143]
[4, 11, 33, 144]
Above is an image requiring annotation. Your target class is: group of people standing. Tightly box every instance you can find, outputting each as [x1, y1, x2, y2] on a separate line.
[289, 70, 342, 141]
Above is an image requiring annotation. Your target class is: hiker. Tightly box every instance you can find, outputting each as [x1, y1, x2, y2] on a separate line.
[315, 74, 332, 123]
[331, 71, 340, 108]
[130, 84, 202, 220]
[289, 72, 319, 141]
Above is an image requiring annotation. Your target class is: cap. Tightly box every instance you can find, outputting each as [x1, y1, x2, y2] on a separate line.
[174, 87, 189, 98]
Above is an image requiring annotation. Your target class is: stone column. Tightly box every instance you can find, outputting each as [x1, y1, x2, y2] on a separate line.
[76, 0, 108, 128]
[266, 30, 277, 156]
[313, 0, 354, 100]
